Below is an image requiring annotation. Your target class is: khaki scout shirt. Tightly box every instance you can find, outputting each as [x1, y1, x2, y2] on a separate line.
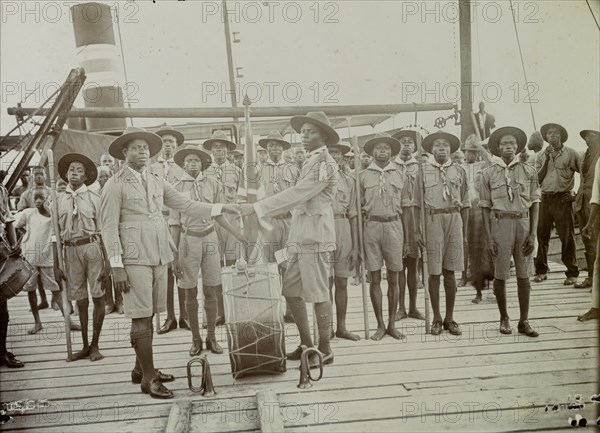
[360, 162, 412, 217]
[169, 172, 223, 232]
[479, 159, 541, 212]
[204, 160, 241, 190]
[258, 159, 299, 196]
[414, 160, 470, 210]
[55, 184, 101, 241]
[254, 146, 339, 253]
[333, 170, 357, 218]
[150, 157, 184, 185]
[537, 145, 581, 193]
[100, 165, 220, 267]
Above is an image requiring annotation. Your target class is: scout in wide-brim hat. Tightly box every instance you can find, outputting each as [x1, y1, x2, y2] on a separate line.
[58, 153, 98, 186]
[392, 129, 423, 147]
[202, 130, 237, 152]
[421, 130, 460, 154]
[258, 130, 291, 150]
[290, 111, 339, 145]
[173, 144, 213, 169]
[579, 129, 600, 140]
[363, 133, 401, 157]
[540, 123, 568, 143]
[487, 126, 527, 157]
[155, 125, 185, 146]
[108, 126, 163, 160]
[328, 141, 351, 155]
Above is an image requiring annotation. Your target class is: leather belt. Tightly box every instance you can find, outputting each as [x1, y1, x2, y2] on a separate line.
[494, 211, 529, 219]
[427, 208, 459, 215]
[334, 213, 349, 219]
[182, 226, 215, 238]
[63, 235, 98, 247]
[368, 214, 399, 223]
[121, 213, 163, 222]
[272, 212, 292, 220]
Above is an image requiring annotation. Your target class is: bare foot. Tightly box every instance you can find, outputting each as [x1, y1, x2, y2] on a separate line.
[471, 294, 482, 304]
[28, 323, 43, 335]
[395, 310, 408, 321]
[336, 329, 360, 341]
[69, 321, 82, 331]
[69, 347, 90, 361]
[89, 346, 104, 362]
[370, 327, 386, 341]
[386, 324, 405, 340]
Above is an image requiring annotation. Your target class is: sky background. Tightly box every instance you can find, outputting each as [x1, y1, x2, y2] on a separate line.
[1, 0, 599, 155]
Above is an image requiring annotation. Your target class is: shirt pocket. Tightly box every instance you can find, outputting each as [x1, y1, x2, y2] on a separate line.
[389, 177, 406, 210]
[490, 178, 507, 202]
[517, 178, 531, 201]
[298, 210, 325, 244]
[118, 222, 142, 259]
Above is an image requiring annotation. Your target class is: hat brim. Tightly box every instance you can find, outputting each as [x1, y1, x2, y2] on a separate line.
[290, 116, 339, 145]
[173, 147, 213, 170]
[327, 143, 351, 155]
[258, 138, 291, 150]
[540, 123, 568, 143]
[580, 129, 599, 140]
[202, 139, 237, 152]
[156, 129, 185, 146]
[488, 127, 527, 157]
[363, 137, 401, 157]
[421, 132, 460, 154]
[391, 130, 423, 146]
[58, 153, 98, 186]
[109, 131, 163, 160]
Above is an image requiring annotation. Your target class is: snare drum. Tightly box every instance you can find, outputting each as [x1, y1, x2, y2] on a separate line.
[0, 254, 36, 301]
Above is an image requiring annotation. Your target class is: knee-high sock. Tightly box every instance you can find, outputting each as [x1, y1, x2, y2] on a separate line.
[286, 296, 312, 347]
[517, 278, 531, 322]
[76, 298, 90, 347]
[314, 301, 332, 354]
[494, 279, 508, 319]
[130, 318, 155, 381]
[185, 288, 201, 342]
[428, 274, 441, 321]
[442, 269, 457, 321]
[215, 286, 224, 320]
[91, 296, 105, 348]
[178, 287, 187, 321]
[166, 270, 175, 320]
[203, 285, 218, 339]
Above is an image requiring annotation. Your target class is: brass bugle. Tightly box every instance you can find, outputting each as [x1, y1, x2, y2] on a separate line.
[187, 355, 217, 396]
[297, 346, 324, 389]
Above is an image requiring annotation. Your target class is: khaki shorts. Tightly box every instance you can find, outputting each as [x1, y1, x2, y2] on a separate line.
[259, 217, 291, 263]
[282, 247, 331, 303]
[425, 212, 464, 275]
[122, 264, 168, 319]
[24, 267, 59, 292]
[177, 231, 222, 288]
[491, 216, 532, 280]
[64, 241, 104, 301]
[330, 218, 353, 278]
[364, 219, 404, 272]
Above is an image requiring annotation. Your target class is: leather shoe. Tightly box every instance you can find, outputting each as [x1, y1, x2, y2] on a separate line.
[499, 317, 512, 334]
[140, 378, 173, 399]
[287, 346, 303, 360]
[189, 339, 202, 357]
[574, 278, 591, 288]
[179, 318, 191, 330]
[205, 337, 223, 354]
[577, 307, 599, 322]
[533, 274, 547, 283]
[157, 319, 177, 335]
[1, 352, 25, 368]
[131, 368, 175, 384]
[518, 320, 539, 337]
[443, 320, 462, 336]
[563, 277, 577, 286]
[430, 320, 443, 335]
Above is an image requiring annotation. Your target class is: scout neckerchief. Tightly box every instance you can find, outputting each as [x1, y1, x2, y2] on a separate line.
[494, 157, 520, 202]
[211, 160, 228, 183]
[64, 184, 88, 233]
[266, 158, 285, 193]
[180, 172, 205, 201]
[368, 161, 396, 198]
[394, 155, 418, 177]
[429, 159, 454, 201]
[157, 156, 173, 179]
[305, 147, 332, 181]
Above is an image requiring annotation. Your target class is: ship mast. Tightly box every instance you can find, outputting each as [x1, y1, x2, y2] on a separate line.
[459, 0, 475, 143]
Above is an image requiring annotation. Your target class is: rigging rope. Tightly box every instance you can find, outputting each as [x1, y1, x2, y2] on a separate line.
[585, 0, 600, 31]
[509, 0, 537, 130]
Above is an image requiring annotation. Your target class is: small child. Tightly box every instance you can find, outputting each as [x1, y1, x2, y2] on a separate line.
[15, 187, 79, 334]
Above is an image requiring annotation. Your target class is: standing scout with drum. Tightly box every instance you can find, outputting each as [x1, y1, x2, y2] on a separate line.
[170, 144, 225, 356]
[55, 153, 110, 361]
[151, 126, 188, 335]
[327, 141, 360, 341]
[100, 126, 240, 399]
[392, 130, 425, 321]
[479, 127, 540, 337]
[239, 111, 339, 368]
[414, 131, 470, 336]
[360, 133, 415, 341]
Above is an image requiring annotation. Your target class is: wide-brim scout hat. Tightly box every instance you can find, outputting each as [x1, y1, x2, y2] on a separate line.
[155, 125, 185, 146]
[488, 126, 527, 157]
[58, 153, 98, 186]
[258, 130, 291, 150]
[363, 133, 401, 157]
[392, 130, 423, 149]
[580, 129, 600, 140]
[527, 131, 544, 150]
[421, 130, 460, 154]
[345, 150, 355, 157]
[540, 123, 568, 143]
[109, 126, 163, 160]
[202, 130, 237, 152]
[173, 144, 213, 170]
[290, 111, 339, 145]
[328, 141, 351, 155]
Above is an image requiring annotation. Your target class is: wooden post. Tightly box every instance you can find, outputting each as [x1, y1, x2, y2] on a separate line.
[415, 135, 431, 334]
[459, 0, 475, 143]
[164, 399, 192, 433]
[256, 391, 284, 433]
